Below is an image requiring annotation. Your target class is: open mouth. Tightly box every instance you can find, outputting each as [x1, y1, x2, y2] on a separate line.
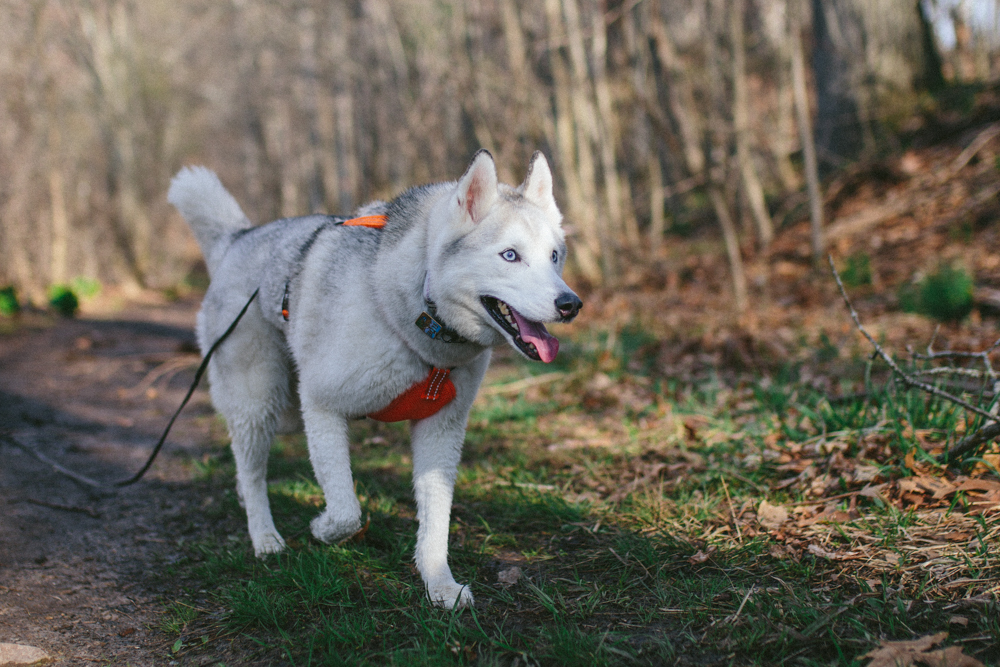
[481, 296, 559, 363]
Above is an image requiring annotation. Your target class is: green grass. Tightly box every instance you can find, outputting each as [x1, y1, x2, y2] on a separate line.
[160, 354, 1000, 666]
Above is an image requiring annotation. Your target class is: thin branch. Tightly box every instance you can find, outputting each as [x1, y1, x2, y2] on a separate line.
[1, 432, 105, 489]
[913, 348, 1000, 364]
[948, 122, 1000, 178]
[912, 367, 995, 380]
[829, 256, 999, 425]
[21, 497, 101, 519]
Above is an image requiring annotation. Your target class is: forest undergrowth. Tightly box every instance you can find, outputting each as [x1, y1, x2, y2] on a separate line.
[156, 313, 1000, 666]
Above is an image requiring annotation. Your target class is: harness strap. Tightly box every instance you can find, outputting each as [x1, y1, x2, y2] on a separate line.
[340, 215, 388, 228]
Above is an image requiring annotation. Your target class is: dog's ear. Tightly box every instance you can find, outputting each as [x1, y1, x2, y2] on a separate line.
[456, 150, 499, 224]
[520, 152, 557, 212]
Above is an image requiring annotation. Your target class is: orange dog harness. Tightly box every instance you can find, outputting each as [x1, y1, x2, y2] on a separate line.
[367, 367, 456, 422]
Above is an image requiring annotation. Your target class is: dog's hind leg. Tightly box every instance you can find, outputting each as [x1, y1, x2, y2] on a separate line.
[226, 412, 285, 556]
[204, 313, 291, 557]
[300, 400, 362, 543]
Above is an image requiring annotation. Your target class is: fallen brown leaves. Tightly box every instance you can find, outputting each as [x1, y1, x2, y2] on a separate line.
[736, 430, 1000, 599]
[861, 632, 984, 667]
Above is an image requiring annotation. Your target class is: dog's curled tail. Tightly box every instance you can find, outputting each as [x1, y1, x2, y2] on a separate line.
[168, 166, 252, 275]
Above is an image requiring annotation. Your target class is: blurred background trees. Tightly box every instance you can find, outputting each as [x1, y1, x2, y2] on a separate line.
[0, 0, 997, 305]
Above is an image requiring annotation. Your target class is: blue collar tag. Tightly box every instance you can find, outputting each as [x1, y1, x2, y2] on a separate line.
[415, 311, 468, 344]
[416, 312, 443, 339]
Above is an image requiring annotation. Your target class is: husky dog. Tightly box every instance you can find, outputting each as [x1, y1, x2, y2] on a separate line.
[168, 150, 581, 608]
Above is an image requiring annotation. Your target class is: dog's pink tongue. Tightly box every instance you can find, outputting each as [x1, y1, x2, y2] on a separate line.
[511, 308, 559, 363]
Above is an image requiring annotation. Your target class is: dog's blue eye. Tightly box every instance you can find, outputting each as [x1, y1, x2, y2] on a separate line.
[551, 250, 559, 263]
[501, 249, 519, 262]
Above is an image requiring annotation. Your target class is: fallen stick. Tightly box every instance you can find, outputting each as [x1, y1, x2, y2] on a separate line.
[937, 421, 1000, 464]
[21, 497, 101, 519]
[479, 372, 570, 396]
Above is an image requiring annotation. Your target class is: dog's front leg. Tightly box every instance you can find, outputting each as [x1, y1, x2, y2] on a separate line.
[301, 401, 363, 543]
[411, 414, 473, 609]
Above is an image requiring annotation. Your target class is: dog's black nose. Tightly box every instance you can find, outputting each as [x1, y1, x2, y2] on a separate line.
[555, 292, 582, 321]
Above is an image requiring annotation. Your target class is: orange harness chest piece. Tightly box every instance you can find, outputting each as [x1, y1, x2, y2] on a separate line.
[367, 367, 456, 422]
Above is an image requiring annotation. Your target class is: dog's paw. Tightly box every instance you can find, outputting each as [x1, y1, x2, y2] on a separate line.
[310, 511, 362, 544]
[252, 531, 286, 558]
[427, 581, 474, 610]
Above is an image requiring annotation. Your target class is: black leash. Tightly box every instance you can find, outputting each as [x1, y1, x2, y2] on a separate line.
[1, 288, 260, 490]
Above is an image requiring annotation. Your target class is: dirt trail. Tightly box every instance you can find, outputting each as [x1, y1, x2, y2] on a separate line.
[0, 297, 252, 666]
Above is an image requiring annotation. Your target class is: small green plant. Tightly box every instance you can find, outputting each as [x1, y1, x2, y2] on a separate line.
[919, 264, 974, 322]
[48, 284, 79, 317]
[841, 251, 873, 288]
[898, 264, 974, 322]
[70, 276, 102, 300]
[0, 285, 20, 316]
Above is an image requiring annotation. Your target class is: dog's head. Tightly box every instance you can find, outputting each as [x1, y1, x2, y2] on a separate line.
[429, 150, 582, 363]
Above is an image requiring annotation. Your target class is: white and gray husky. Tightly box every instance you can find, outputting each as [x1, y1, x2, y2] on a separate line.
[168, 150, 581, 608]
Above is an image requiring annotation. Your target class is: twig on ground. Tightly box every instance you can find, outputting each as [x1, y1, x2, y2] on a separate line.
[128, 356, 198, 397]
[480, 372, 570, 396]
[829, 256, 1000, 464]
[720, 475, 742, 543]
[937, 421, 1000, 464]
[1, 432, 106, 489]
[20, 497, 101, 519]
[726, 584, 756, 624]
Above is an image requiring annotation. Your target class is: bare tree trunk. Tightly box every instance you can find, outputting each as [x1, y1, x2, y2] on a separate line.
[647, 152, 666, 255]
[707, 0, 748, 311]
[790, 0, 824, 260]
[328, 1, 357, 213]
[49, 168, 69, 286]
[765, 0, 802, 192]
[649, 5, 704, 176]
[811, 0, 928, 162]
[623, 3, 668, 254]
[590, 9, 639, 251]
[48, 124, 69, 286]
[544, 0, 603, 285]
[561, 0, 614, 282]
[454, 2, 498, 161]
[731, 0, 774, 247]
[500, 0, 557, 148]
[297, 5, 325, 213]
[951, 3, 976, 82]
[709, 186, 748, 310]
